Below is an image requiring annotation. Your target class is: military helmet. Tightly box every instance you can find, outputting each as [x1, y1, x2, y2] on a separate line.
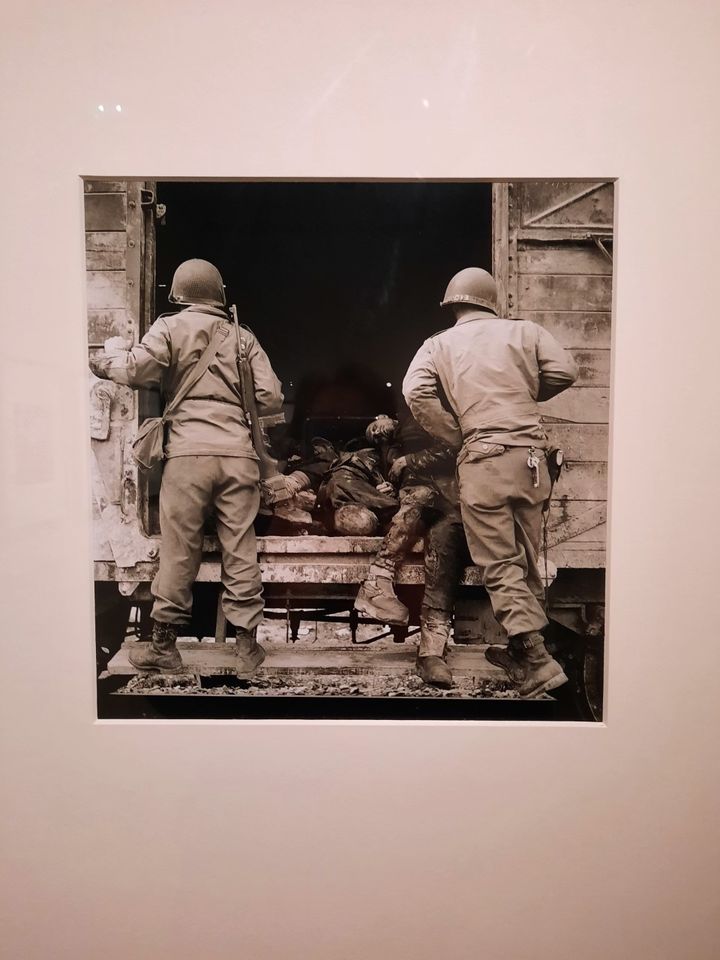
[169, 259, 226, 308]
[440, 267, 498, 313]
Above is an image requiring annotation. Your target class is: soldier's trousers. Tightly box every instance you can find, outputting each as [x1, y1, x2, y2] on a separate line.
[419, 509, 468, 657]
[371, 484, 436, 576]
[152, 456, 263, 631]
[457, 445, 549, 638]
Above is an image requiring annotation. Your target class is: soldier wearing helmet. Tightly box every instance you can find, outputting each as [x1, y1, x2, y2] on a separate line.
[403, 267, 578, 698]
[89, 259, 283, 677]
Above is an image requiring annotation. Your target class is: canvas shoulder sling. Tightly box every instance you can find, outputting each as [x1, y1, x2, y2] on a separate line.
[131, 322, 226, 471]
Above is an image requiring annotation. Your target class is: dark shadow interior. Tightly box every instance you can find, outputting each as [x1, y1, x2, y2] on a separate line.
[154, 181, 493, 446]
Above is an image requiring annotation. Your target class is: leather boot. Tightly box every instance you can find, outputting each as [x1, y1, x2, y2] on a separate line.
[416, 655, 453, 689]
[489, 632, 567, 698]
[484, 638, 525, 684]
[234, 627, 266, 679]
[128, 621, 184, 674]
[416, 615, 453, 688]
[354, 575, 409, 626]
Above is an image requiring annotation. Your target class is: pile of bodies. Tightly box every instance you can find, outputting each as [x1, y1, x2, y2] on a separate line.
[271, 413, 470, 689]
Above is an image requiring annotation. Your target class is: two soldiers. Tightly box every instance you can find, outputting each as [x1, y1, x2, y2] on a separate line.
[91, 258, 576, 699]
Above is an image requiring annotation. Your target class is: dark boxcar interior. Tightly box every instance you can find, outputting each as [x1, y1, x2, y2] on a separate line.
[153, 181, 492, 435]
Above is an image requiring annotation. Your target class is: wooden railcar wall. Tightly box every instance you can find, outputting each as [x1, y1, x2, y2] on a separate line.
[86, 180, 144, 562]
[501, 181, 613, 568]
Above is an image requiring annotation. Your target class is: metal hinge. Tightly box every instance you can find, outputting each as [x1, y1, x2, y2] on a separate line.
[140, 188, 166, 222]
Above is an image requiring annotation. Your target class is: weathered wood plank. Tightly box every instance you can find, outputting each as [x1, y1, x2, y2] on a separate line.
[86, 249, 126, 271]
[543, 423, 608, 461]
[87, 271, 127, 310]
[518, 274, 612, 312]
[108, 640, 506, 679]
[92, 433, 123, 504]
[547, 499, 606, 534]
[550, 462, 607, 501]
[547, 501, 606, 547]
[569, 348, 610, 387]
[519, 181, 614, 229]
[88, 308, 132, 344]
[541, 387, 609, 424]
[84, 180, 126, 193]
[262, 535, 407, 555]
[518, 245, 612, 276]
[85, 192, 127, 231]
[547, 545, 604, 568]
[492, 182, 511, 316]
[109, 386, 136, 422]
[522, 311, 611, 349]
[86, 232, 127, 270]
[566, 523, 607, 543]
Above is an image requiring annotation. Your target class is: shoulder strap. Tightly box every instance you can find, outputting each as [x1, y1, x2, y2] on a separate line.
[234, 316, 248, 363]
[163, 321, 227, 420]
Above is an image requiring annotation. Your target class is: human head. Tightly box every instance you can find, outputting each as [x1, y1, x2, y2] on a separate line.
[365, 415, 397, 445]
[169, 259, 226, 308]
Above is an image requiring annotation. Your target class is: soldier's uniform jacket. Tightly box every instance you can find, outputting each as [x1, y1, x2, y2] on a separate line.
[402, 313, 578, 450]
[100, 305, 283, 458]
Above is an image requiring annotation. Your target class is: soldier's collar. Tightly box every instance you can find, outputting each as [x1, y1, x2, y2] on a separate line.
[181, 304, 228, 319]
[455, 309, 498, 325]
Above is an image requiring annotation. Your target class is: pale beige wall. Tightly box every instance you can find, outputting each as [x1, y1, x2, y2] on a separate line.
[1, 2, 719, 958]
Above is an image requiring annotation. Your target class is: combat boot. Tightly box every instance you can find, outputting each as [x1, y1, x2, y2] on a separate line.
[490, 632, 567, 698]
[354, 574, 409, 626]
[416, 655, 453, 689]
[234, 627, 266, 679]
[128, 621, 184, 674]
[416, 615, 453, 689]
[484, 639, 525, 684]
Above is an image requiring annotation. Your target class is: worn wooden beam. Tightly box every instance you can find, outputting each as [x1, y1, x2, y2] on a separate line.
[522, 310, 611, 349]
[107, 640, 506, 679]
[568, 348, 610, 387]
[543, 423, 608, 461]
[551, 462, 607, 501]
[546, 501, 606, 547]
[518, 181, 614, 230]
[85, 231, 127, 270]
[518, 274, 612, 312]
[548, 545, 604, 568]
[518, 245, 612, 276]
[88, 308, 134, 344]
[492, 182, 510, 316]
[85, 192, 127, 231]
[541, 387, 609, 424]
[86, 271, 127, 310]
[84, 180, 126, 194]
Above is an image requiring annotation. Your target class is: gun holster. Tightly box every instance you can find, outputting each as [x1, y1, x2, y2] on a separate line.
[545, 447, 564, 485]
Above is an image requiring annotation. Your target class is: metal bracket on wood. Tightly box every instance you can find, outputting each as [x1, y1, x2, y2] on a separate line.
[593, 236, 613, 263]
[140, 189, 166, 221]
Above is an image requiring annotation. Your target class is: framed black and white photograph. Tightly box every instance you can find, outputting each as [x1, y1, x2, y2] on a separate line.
[5, 0, 719, 957]
[88, 178, 612, 721]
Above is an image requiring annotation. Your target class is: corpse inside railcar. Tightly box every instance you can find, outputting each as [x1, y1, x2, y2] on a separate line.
[142, 181, 493, 532]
